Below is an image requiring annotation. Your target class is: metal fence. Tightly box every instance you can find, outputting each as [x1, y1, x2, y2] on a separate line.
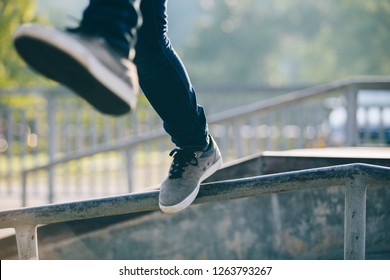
[1, 163, 389, 260]
[1, 76, 390, 207]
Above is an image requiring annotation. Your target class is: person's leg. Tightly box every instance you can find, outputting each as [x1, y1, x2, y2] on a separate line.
[14, 0, 222, 213]
[134, 0, 222, 213]
[78, 0, 142, 58]
[13, 0, 140, 115]
[134, 0, 208, 150]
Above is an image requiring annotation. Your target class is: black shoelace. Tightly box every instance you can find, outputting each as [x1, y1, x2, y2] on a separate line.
[168, 148, 199, 179]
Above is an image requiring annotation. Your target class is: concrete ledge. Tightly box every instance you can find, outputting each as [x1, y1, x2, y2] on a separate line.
[206, 147, 390, 182]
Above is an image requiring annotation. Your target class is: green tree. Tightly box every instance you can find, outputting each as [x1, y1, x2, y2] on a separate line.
[184, 0, 390, 86]
[184, 0, 279, 84]
[0, 0, 47, 87]
[275, 0, 390, 84]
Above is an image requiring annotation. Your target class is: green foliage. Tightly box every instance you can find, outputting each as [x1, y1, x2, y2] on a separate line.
[0, 0, 48, 87]
[2, 0, 389, 88]
[184, 0, 390, 86]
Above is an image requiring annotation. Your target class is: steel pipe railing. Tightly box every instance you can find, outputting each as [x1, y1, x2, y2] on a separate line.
[1, 163, 389, 260]
[15, 75, 390, 205]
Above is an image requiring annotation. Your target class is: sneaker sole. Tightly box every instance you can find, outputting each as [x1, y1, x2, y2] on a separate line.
[159, 155, 223, 214]
[13, 24, 137, 116]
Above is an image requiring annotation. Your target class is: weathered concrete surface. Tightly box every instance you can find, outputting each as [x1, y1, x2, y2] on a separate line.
[31, 185, 389, 259]
[1, 148, 390, 259]
[205, 147, 390, 182]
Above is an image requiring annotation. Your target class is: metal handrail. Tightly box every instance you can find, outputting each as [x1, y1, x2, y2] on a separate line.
[208, 75, 390, 123]
[2, 163, 390, 260]
[19, 76, 390, 204]
[22, 76, 390, 170]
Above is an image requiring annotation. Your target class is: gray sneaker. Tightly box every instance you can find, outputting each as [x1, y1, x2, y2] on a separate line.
[13, 24, 139, 116]
[159, 135, 222, 214]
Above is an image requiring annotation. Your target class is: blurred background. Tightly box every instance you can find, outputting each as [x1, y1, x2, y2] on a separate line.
[2, 0, 390, 87]
[1, 0, 390, 208]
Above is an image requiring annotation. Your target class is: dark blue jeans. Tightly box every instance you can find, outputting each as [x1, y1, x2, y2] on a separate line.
[81, 0, 209, 150]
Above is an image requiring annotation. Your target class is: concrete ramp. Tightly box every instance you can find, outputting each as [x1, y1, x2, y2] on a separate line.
[30, 187, 390, 259]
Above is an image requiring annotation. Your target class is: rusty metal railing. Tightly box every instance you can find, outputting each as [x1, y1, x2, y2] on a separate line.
[1, 163, 389, 260]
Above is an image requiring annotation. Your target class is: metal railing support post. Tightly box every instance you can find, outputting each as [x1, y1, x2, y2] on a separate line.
[233, 120, 243, 158]
[344, 176, 366, 260]
[47, 94, 56, 203]
[346, 85, 359, 146]
[125, 148, 134, 193]
[21, 171, 28, 207]
[14, 224, 39, 260]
